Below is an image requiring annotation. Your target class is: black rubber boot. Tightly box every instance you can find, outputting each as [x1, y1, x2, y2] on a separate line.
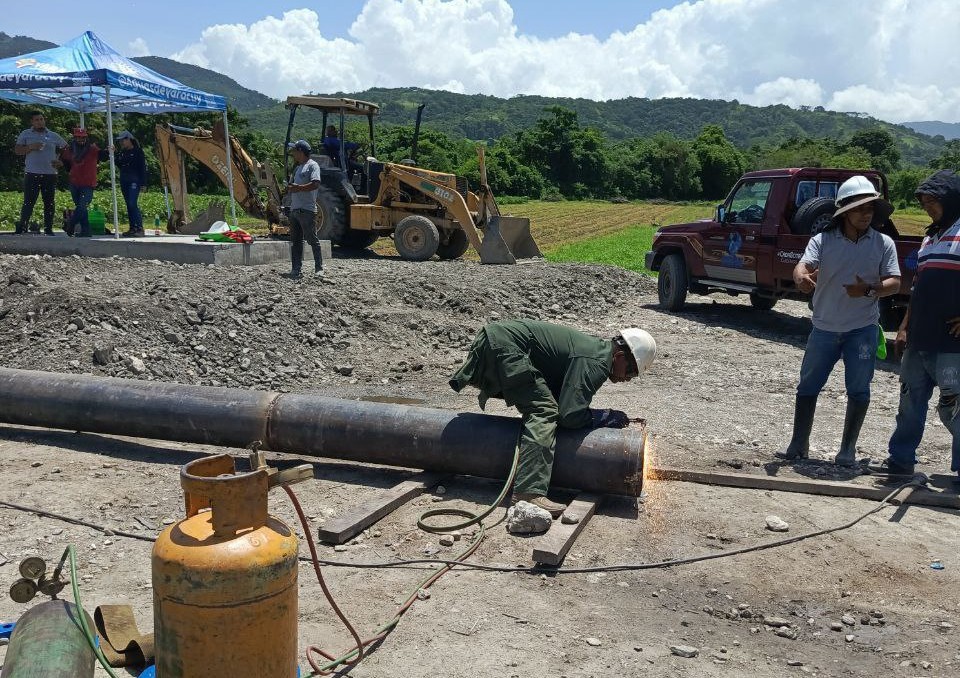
[777, 395, 817, 460]
[834, 398, 869, 467]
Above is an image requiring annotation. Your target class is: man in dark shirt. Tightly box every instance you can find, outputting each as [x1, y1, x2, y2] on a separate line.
[882, 170, 960, 477]
[450, 320, 656, 517]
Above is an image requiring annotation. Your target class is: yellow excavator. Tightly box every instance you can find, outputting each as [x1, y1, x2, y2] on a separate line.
[154, 120, 283, 234]
[156, 96, 541, 264]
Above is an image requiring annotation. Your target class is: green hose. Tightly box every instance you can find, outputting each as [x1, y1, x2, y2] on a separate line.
[57, 545, 121, 678]
[416, 442, 520, 533]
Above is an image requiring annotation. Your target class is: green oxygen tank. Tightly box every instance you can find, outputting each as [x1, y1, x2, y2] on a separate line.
[0, 600, 95, 677]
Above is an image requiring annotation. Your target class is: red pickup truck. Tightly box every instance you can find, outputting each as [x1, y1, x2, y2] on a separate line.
[644, 168, 922, 330]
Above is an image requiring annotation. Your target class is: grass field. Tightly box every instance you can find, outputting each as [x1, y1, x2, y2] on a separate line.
[0, 190, 933, 272]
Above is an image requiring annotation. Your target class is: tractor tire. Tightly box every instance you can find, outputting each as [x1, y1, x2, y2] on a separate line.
[339, 229, 378, 251]
[657, 253, 689, 310]
[791, 196, 835, 235]
[436, 228, 469, 260]
[314, 186, 349, 244]
[394, 215, 440, 261]
[749, 293, 778, 311]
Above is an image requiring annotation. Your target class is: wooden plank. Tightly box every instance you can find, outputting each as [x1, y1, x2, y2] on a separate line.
[651, 467, 960, 509]
[531, 493, 602, 566]
[318, 471, 446, 544]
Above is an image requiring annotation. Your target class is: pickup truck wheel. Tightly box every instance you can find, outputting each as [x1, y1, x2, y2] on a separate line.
[749, 293, 778, 311]
[791, 196, 835, 235]
[394, 215, 440, 261]
[658, 253, 689, 310]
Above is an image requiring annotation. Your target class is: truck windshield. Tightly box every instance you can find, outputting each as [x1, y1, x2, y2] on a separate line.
[728, 181, 773, 224]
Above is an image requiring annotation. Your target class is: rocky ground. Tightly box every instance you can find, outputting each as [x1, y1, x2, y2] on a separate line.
[0, 250, 958, 677]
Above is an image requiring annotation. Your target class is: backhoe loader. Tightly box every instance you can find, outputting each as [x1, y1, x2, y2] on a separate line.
[155, 121, 283, 235]
[156, 96, 540, 264]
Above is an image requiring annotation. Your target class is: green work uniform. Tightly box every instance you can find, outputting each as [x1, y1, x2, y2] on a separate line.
[449, 319, 613, 495]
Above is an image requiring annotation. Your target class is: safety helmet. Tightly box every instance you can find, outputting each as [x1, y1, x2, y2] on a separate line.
[618, 328, 657, 373]
[834, 175, 883, 217]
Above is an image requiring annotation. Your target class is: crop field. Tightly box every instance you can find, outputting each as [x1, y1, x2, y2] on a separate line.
[0, 190, 249, 232]
[0, 191, 932, 272]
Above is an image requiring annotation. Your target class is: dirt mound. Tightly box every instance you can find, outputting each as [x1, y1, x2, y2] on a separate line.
[0, 254, 654, 392]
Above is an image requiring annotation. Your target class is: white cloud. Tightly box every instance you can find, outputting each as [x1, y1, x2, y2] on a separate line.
[170, 0, 960, 123]
[127, 37, 151, 57]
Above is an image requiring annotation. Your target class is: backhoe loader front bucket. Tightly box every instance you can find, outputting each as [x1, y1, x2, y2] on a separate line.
[478, 216, 542, 265]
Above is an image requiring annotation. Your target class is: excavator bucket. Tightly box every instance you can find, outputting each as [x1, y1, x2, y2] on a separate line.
[478, 216, 542, 265]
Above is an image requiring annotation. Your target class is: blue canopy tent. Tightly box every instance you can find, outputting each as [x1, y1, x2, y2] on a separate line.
[0, 31, 237, 235]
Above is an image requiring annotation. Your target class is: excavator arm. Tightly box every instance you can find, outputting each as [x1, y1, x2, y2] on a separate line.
[155, 123, 283, 233]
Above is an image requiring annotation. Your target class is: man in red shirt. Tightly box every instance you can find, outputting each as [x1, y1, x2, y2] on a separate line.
[60, 128, 108, 237]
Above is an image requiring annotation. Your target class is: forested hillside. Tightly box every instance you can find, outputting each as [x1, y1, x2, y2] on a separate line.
[2, 32, 957, 207]
[245, 87, 945, 166]
[0, 32, 56, 57]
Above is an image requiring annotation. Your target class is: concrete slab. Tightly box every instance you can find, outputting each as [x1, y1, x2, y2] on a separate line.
[0, 232, 325, 267]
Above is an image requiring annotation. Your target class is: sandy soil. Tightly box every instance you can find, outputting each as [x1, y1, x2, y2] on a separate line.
[0, 252, 958, 677]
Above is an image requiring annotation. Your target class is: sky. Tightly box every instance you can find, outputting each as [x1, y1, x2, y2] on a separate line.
[4, 0, 960, 123]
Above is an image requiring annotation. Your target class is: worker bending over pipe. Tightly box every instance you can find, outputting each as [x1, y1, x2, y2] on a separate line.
[450, 319, 657, 518]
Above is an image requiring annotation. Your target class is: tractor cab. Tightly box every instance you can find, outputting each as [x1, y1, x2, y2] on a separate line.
[283, 96, 379, 199]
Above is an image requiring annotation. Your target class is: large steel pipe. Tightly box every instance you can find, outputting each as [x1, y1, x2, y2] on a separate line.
[0, 368, 645, 496]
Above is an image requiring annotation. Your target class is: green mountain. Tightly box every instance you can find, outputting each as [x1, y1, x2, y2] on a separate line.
[0, 32, 946, 164]
[903, 121, 960, 141]
[133, 56, 277, 111]
[0, 32, 56, 58]
[244, 87, 944, 165]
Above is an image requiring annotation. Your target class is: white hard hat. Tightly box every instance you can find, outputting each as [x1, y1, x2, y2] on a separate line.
[619, 328, 657, 373]
[834, 175, 888, 218]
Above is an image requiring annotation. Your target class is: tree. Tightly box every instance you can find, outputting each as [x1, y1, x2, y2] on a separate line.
[847, 127, 900, 173]
[692, 125, 745, 199]
[459, 143, 545, 198]
[643, 133, 702, 200]
[929, 139, 960, 171]
[509, 106, 610, 198]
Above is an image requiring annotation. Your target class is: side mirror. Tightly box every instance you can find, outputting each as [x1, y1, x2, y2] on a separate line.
[716, 205, 726, 224]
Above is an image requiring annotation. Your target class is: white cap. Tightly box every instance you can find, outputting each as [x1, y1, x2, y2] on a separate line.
[619, 328, 657, 373]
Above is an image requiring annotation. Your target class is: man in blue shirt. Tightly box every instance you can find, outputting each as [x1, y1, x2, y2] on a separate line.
[321, 125, 361, 173]
[284, 140, 325, 280]
[881, 170, 960, 478]
[13, 111, 67, 235]
[779, 176, 901, 466]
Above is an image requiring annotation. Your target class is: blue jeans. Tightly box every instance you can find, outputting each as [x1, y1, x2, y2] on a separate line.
[68, 185, 94, 236]
[797, 324, 877, 401]
[121, 181, 143, 231]
[888, 349, 960, 471]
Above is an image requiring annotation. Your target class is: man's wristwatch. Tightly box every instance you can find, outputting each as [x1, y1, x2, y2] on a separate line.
[864, 284, 877, 298]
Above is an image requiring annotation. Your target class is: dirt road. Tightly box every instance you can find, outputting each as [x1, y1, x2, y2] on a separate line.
[0, 253, 957, 676]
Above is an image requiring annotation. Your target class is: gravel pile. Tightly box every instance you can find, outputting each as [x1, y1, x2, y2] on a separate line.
[0, 254, 655, 392]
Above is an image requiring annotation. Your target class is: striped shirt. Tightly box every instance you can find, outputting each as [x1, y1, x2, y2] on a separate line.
[908, 216, 960, 352]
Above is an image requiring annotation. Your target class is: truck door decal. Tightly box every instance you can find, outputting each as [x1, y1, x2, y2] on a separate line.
[721, 231, 744, 268]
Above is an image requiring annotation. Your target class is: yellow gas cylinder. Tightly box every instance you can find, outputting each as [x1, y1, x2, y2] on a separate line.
[152, 454, 305, 678]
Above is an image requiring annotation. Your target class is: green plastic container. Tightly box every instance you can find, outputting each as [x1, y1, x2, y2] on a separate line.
[88, 208, 106, 235]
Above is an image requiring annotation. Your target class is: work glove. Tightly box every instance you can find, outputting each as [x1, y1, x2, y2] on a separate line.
[590, 408, 629, 429]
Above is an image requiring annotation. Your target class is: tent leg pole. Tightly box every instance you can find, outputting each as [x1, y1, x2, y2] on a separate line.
[222, 110, 238, 227]
[104, 86, 120, 239]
